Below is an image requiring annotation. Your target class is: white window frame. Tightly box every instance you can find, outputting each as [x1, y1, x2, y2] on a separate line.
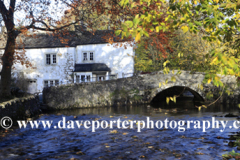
[44, 80, 59, 87]
[45, 53, 57, 65]
[75, 74, 91, 83]
[82, 51, 94, 62]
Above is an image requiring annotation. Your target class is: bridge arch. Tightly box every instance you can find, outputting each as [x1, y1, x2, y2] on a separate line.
[150, 86, 205, 105]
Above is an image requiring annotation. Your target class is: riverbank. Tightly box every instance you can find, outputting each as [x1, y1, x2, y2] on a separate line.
[0, 95, 42, 126]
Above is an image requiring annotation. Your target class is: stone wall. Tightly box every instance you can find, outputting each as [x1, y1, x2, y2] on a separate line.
[0, 96, 41, 121]
[43, 76, 148, 110]
[43, 71, 240, 110]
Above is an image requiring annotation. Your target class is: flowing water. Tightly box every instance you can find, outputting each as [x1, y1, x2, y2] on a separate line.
[0, 102, 240, 160]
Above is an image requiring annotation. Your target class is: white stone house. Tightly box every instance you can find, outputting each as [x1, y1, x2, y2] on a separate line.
[0, 29, 135, 94]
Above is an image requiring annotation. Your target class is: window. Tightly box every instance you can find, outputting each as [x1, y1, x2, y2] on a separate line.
[86, 75, 91, 82]
[55, 80, 59, 86]
[75, 75, 91, 83]
[90, 52, 94, 60]
[109, 74, 117, 80]
[44, 80, 59, 87]
[46, 54, 51, 65]
[98, 76, 105, 81]
[52, 54, 57, 64]
[81, 75, 85, 82]
[76, 75, 80, 83]
[83, 52, 88, 61]
[82, 51, 94, 62]
[44, 81, 49, 87]
[46, 53, 57, 65]
[50, 80, 54, 86]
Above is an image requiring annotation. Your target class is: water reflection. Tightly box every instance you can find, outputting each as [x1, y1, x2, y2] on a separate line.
[48, 102, 239, 117]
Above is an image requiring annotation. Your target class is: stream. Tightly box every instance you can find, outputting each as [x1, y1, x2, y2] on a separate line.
[0, 102, 240, 160]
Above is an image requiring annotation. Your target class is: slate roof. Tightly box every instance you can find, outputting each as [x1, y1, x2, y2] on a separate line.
[0, 28, 130, 49]
[74, 63, 111, 72]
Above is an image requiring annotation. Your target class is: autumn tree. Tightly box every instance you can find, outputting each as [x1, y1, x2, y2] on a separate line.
[60, 0, 113, 31]
[168, 29, 220, 71]
[117, 0, 240, 82]
[115, 0, 240, 109]
[167, 0, 240, 82]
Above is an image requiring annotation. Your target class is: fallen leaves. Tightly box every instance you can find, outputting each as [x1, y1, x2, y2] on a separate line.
[76, 151, 85, 155]
[139, 155, 145, 158]
[110, 130, 118, 134]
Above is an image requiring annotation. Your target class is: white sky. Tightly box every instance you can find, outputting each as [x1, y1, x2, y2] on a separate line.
[0, 0, 69, 28]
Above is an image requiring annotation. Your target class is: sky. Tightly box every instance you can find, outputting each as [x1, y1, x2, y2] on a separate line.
[0, 0, 70, 29]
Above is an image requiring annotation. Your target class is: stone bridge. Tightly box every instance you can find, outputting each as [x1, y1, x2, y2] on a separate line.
[43, 70, 240, 109]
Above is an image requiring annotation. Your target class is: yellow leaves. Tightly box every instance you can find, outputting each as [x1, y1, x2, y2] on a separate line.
[210, 57, 218, 65]
[178, 52, 183, 57]
[165, 79, 168, 84]
[166, 97, 170, 104]
[110, 130, 118, 134]
[202, 105, 207, 108]
[214, 76, 220, 81]
[205, 27, 212, 32]
[166, 96, 176, 104]
[163, 60, 170, 67]
[135, 32, 141, 42]
[194, 0, 197, 5]
[198, 105, 207, 111]
[207, 79, 212, 84]
[171, 76, 176, 82]
[198, 106, 201, 111]
[181, 26, 189, 33]
[180, 17, 185, 22]
[159, 82, 161, 88]
[173, 96, 176, 103]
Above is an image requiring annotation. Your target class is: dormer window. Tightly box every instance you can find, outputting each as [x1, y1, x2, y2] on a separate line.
[82, 51, 94, 62]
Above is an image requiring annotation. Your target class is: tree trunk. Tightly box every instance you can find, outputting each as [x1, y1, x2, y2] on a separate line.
[0, 30, 16, 98]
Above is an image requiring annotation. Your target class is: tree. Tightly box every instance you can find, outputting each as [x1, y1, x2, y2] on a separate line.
[167, 0, 240, 83]
[117, 0, 240, 86]
[168, 29, 220, 72]
[60, 0, 113, 31]
[134, 35, 172, 72]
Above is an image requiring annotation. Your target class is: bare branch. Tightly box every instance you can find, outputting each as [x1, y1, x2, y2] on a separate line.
[24, 20, 80, 31]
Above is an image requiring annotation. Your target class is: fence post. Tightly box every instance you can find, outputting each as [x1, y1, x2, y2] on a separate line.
[122, 72, 124, 78]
